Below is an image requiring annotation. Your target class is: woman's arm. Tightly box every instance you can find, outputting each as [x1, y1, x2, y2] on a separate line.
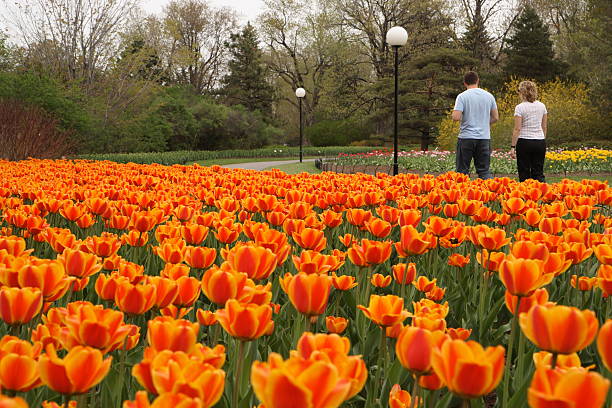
[512, 116, 522, 147]
[542, 114, 548, 138]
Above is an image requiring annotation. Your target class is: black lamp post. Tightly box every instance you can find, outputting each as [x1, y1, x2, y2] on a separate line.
[296, 87, 306, 163]
[386, 26, 408, 175]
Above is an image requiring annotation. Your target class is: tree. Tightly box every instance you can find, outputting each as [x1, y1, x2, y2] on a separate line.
[6, 0, 138, 91]
[461, 12, 494, 63]
[504, 6, 566, 82]
[163, 0, 237, 94]
[222, 23, 275, 116]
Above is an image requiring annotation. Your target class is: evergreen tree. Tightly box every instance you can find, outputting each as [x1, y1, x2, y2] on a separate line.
[461, 13, 493, 65]
[222, 23, 275, 117]
[504, 6, 566, 82]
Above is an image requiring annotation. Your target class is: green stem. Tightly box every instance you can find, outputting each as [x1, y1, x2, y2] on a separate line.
[232, 340, 247, 408]
[516, 329, 526, 384]
[551, 352, 558, 370]
[409, 375, 421, 408]
[372, 328, 386, 395]
[74, 393, 88, 408]
[502, 296, 521, 408]
[462, 399, 471, 408]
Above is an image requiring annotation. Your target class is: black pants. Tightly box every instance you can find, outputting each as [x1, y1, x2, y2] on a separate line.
[456, 139, 492, 179]
[516, 138, 546, 182]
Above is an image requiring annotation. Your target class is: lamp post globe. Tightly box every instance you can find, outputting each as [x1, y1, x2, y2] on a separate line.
[386, 26, 408, 47]
[386, 26, 408, 176]
[296, 88, 306, 162]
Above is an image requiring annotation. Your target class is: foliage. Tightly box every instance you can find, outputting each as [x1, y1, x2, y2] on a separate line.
[222, 23, 276, 117]
[503, 6, 566, 82]
[331, 147, 612, 175]
[438, 79, 609, 150]
[0, 99, 75, 160]
[76, 146, 383, 165]
[305, 118, 371, 146]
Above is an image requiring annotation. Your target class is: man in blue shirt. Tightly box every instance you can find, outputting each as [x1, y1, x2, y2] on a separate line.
[451, 71, 499, 179]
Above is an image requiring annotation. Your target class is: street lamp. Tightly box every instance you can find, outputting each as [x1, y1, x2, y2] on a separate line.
[386, 26, 408, 176]
[295, 87, 306, 163]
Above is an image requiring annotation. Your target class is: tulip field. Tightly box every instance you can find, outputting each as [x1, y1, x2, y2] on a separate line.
[0, 158, 611, 408]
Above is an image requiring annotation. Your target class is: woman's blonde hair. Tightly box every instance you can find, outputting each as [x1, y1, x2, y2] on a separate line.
[518, 81, 538, 103]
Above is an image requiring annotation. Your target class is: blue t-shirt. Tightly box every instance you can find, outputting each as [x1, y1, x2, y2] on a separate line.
[453, 88, 497, 139]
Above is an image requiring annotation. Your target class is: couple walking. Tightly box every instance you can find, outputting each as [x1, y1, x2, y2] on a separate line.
[452, 71, 547, 182]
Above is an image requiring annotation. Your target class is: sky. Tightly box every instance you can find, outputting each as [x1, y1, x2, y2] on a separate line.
[142, 0, 265, 22]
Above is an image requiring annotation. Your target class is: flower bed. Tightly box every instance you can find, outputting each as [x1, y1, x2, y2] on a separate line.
[333, 148, 612, 175]
[0, 159, 610, 408]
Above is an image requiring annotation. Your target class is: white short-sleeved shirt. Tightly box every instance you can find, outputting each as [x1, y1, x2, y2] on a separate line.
[514, 101, 547, 140]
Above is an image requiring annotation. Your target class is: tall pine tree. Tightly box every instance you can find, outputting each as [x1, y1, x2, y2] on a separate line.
[222, 23, 275, 117]
[504, 6, 565, 82]
[462, 13, 493, 64]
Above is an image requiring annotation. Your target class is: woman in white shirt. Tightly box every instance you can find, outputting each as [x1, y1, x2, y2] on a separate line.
[511, 81, 548, 182]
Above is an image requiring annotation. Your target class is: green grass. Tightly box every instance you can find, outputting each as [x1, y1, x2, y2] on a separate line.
[193, 156, 319, 166]
[264, 161, 322, 174]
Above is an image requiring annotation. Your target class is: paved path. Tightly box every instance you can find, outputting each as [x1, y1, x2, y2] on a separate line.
[222, 158, 315, 171]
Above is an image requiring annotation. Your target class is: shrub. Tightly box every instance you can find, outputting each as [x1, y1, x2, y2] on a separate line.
[306, 118, 371, 147]
[437, 79, 609, 150]
[0, 99, 74, 160]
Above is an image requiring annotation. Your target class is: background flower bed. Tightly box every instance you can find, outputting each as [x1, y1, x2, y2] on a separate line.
[331, 148, 612, 175]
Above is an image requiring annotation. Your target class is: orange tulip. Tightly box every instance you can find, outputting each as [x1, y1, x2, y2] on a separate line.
[0, 396, 28, 408]
[532, 351, 582, 370]
[181, 224, 209, 245]
[331, 273, 358, 291]
[196, 309, 218, 326]
[499, 258, 554, 297]
[62, 303, 132, 353]
[528, 367, 609, 408]
[131, 349, 225, 407]
[520, 304, 598, 354]
[395, 326, 448, 374]
[17, 259, 72, 302]
[123, 391, 205, 408]
[370, 273, 392, 288]
[215, 299, 273, 340]
[0, 336, 42, 392]
[358, 294, 409, 327]
[281, 272, 331, 317]
[85, 233, 121, 258]
[147, 276, 179, 309]
[471, 227, 511, 251]
[419, 372, 444, 390]
[389, 384, 413, 408]
[222, 243, 277, 281]
[114, 282, 156, 315]
[184, 246, 217, 270]
[446, 328, 472, 341]
[423, 216, 453, 237]
[292, 250, 344, 275]
[147, 316, 199, 353]
[365, 218, 392, 238]
[173, 276, 201, 307]
[571, 275, 598, 291]
[121, 230, 149, 247]
[200, 264, 247, 306]
[597, 319, 612, 372]
[594, 244, 612, 265]
[476, 250, 506, 273]
[292, 227, 327, 251]
[325, 316, 348, 334]
[0, 236, 31, 257]
[504, 288, 551, 316]
[597, 264, 612, 296]
[347, 239, 392, 267]
[95, 273, 130, 301]
[251, 353, 351, 408]
[431, 339, 505, 399]
[38, 344, 112, 395]
[0, 287, 43, 325]
[398, 209, 421, 228]
[392, 263, 417, 285]
[395, 226, 431, 257]
[154, 239, 187, 264]
[413, 276, 437, 293]
[426, 286, 446, 301]
[58, 248, 101, 279]
[522, 208, 543, 227]
[448, 253, 470, 268]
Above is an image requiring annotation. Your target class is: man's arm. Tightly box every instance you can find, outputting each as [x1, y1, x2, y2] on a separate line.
[451, 110, 462, 122]
[490, 108, 499, 124]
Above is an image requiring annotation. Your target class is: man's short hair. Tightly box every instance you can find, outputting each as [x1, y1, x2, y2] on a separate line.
[464, 71, 479, 85]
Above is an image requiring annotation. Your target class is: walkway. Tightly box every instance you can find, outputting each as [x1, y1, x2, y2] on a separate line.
[222, 158, 315, 171]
